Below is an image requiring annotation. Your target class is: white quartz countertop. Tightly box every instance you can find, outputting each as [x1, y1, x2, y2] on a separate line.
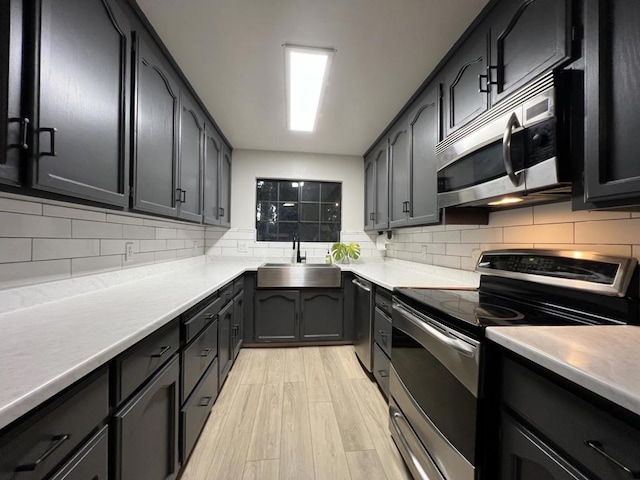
[0, 257, 478, 431]
[487, 325, 640, 416]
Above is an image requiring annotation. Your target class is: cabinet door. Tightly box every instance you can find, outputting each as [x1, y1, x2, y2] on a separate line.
[202, 124, 222, 225]
[581, 0, 640, 206]
[34, 0, 130, 205]
[177, 93, 203, 222]
[232, 290, 244, 359]
[254, 290, 299, 342]
[114, 356, 179, 480]
[132, 34, 179, 217]
[219, 145, 232, 227]
[407, 86, 440, 226]
[300, 290, 344, 341]
[0, 0, 23, 186]
[499, 413, 589, 480]
[490, 0, 572, 105]
[388, 117, 410, 229]
[372, 140, 389, 230]
[441, 27, 489, 137]
[218, 300, 233, 386]
[49, 426, 108, 480]
[363, 157, 375, 231]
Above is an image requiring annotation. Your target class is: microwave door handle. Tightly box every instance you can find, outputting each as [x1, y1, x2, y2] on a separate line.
[503, 112, 523, 187]
[393, 303, 476, 357]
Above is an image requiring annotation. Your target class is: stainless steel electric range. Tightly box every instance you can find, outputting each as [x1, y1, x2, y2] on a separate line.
[389, 250, 639, 480]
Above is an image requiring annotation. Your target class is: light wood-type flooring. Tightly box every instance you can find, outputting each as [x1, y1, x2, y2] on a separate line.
[179, 346, 412, 480]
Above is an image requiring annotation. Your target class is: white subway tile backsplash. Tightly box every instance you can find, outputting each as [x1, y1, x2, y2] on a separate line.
[504, 224, 574, 244]
[426, 243, 446, 254]
[533, 243, 632, 257]
[0, 196, 43, 215]
[575, 219, 640, 245]
[33, 239, 100, 260]
[43, 205, 106, 222]
[106, 213, 145, 225]
[446, 243, 480, 257]
[122, 252, 155, 268]
[154, 250, 177, 262]
[72, 255, 122, 276]
[167, 239, 186, 250]
[156, 228, 177, 239]
[534, 201, 630, 224]
[432, 254, 461, 269]
[489, 207, 533, 227]
[100, 239, 140, 256]
[0, 239, 32, 264]
[0, 259, 70, 288]
[140, 239, 167, 252]
[72, 220, 122, 239]
[433, 230, 460, 243]
[461, 228, 503, 244]
[0, 212, 71, 238]
[122, 225, 156, 239]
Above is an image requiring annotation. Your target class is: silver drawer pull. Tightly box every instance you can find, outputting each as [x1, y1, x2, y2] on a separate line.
[389, 407, 430, 480]
[199, 396, 213, 407]
[585, 440, 640, 478]
[199, 348, 212, 357]
[151, 345, 172, 358]
[352, 279, 371, 292]
[15, 434, 70, 472]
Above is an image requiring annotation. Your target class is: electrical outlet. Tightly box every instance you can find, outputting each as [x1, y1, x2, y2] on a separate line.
[125, 242, 135, 262]
[238, 241, 249, 253]
[193, 240, 200, 254]
[421, 245, 428, 260]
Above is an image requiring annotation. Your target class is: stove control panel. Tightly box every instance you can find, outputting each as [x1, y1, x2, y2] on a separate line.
[476, 250, 637, 297]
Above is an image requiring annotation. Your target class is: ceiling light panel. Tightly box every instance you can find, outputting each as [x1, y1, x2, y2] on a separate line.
[284, 45, 335, 132]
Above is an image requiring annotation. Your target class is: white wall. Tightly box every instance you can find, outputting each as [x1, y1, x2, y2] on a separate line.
[230, 149, 364, 231]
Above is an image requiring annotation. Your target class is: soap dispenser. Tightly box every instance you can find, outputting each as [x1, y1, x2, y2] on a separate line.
[325, 249, 332, 264]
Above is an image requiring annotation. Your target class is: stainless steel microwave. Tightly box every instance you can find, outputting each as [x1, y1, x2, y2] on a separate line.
[437, 71, 580, 209]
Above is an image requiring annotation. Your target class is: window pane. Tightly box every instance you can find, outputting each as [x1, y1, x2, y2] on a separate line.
[278, 222, 298, 241]
[257, 180, 278, 201]
[256, 202, 277, 223]
[320, 223, 340, 242]
[321, 183, 341, 202]
[301, 182, 320, 201]
[300, 223, 320, 242]
[279, 182, 299, 201]
[278, 202, 298, 221]
[321, 203, 340, 222]
[257, 221, 278, 241]
[301, 203, 320, 221]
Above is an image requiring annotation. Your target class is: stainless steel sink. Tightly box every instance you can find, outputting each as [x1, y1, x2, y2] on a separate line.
[257, 262, 341, 288]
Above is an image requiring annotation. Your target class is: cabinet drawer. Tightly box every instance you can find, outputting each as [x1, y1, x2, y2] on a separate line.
[373, 343, 390, 399]
[116, 319, 180, 405]
[233, 276, 244, 296]
[49, 425, 108, 480]
[374, 306, 392, 357]
[181, 357, 219, 463]
[182, 319, 218, 404]
[0, 369, 109, 480]
[503, 358, 640, 480]
[220, 282, 234, 305]
[183, 293, 223, 344]
[375, 289, 392, 317]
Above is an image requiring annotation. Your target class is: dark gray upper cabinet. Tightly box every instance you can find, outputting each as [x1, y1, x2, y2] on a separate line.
[300, 291, 344, 341]
[219, 144, 232, 227]
[202, 124, 222, 225]
[388, 116, 410, 229]
[407, 85, 440, 226]
[489, 0, 572, 105]
[132, 33, 179, 217]
[373, 139, 389, 231]
[580, 0, 640, 207]
[441, 26, 489, 137]
[255, 290, 299, 342]
[363, 157, 375, 230]
[0, 0, 23, 186]
[33, 0, 130, 206]
[177, 93, 203, 222]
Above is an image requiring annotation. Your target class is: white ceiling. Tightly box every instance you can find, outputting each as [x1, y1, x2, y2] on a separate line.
[136, 0, 490, 156]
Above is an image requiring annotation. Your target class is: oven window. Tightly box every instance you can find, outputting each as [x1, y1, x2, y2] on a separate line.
[392, 325, 477, 464]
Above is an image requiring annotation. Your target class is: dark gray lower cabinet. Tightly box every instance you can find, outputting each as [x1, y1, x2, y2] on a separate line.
[49, 426, 109, 480]
[254, 289, 344, 343]
[114, 356, 179, 480]
[232, 290, 244, 359]
[218, 300, 233, 386]
[300, 290, 344, 340]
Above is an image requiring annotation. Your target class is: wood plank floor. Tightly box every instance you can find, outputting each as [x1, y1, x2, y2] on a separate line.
[180, 346, 412, 480]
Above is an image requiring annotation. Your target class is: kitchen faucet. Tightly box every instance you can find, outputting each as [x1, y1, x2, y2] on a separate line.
[292, 234, 306, 263]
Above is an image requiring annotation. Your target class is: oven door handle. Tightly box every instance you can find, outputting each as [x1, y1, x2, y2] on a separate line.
[393, 303, 476, 358]
[502, 112, 523, 187]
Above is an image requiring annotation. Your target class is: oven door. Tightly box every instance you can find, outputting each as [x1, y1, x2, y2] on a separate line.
[391, 298, 480, 480]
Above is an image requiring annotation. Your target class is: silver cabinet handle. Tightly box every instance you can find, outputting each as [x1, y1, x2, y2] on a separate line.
[151, 345, 172, 358]
[502, 112, 523, 187]
[389, 407, 430, 480]
[15, 434, 70, 471]
[585, 441, 640, 478]
[40, 127, 57, 156]
[393, 302, 476, 358]
[352, 278, 371, 292]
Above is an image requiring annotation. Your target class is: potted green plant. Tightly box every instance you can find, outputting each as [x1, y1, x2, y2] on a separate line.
[331, 242, 361, 264]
